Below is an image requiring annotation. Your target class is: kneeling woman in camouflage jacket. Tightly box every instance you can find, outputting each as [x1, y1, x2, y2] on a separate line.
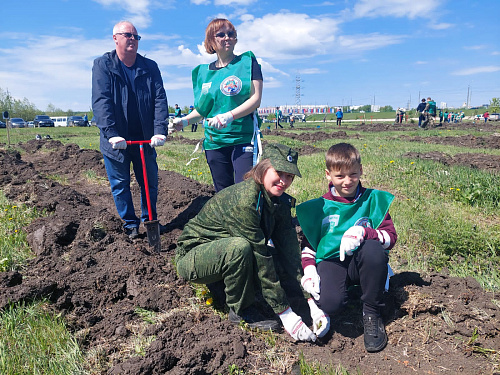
[176, 144, 329, 342]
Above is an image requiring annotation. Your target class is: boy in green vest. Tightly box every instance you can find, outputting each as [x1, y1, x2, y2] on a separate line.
[296, 143, 397, 352]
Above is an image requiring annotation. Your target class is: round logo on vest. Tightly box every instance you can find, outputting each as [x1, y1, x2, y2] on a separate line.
[220, 76, 242, 96]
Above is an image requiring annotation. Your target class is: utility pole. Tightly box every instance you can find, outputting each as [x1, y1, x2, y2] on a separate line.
[466, 85, 470, 108]
[295, 74, 302, 111]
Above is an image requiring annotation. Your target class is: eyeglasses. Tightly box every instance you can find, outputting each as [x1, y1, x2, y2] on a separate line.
[115, 32, 141, 41]
[215, 31, 236, 39]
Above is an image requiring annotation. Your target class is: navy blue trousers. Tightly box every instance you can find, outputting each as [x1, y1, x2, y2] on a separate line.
[316, 240, 388, 316]
[205, 143, 253, 192]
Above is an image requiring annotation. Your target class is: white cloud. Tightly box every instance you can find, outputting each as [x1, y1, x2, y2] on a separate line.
[463, 45, 487, 50]
[300, 68, 326, 74]
[214, 0, 256, 5]
[337, 33, 404, 52]
[235, 13, 339, 60]
[0, 34, 112, 110]
[191, 0, 210, 4]
[415, 61, 427, 65]
[352, 0, 441, 19]
[429, 22, 453, 30]
[452, 66, 500, 76]
[92, 0, 174, 28]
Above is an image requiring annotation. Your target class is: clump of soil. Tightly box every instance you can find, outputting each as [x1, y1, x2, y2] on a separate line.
[0, 139, 498, 374]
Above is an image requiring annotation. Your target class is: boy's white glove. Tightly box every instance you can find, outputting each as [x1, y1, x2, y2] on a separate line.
[207, 111, 234, 129]
[301, 265, 320, 300]
[109, 136, 127, 150]
[308, 298, 330, 338]
[339, 226, 365, 261]
[150, 134, 166, 147]
[279, 307, 316, 342]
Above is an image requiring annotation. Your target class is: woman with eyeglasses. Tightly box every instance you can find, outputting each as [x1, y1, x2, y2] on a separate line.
[170, 18, 263, 193]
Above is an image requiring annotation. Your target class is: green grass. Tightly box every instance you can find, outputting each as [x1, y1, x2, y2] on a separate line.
[0, 301, 85, 375]
[1, 124, 499, 374]
[0, 194, 40, 272]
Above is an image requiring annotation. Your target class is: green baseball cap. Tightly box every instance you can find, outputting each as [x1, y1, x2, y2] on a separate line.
[262, 143, 301, 177]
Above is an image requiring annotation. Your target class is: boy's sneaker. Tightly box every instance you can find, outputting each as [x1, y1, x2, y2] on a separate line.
[229, 306, 281, 332]
[363, 313, 387, 352]
[125, 227, 139, 240]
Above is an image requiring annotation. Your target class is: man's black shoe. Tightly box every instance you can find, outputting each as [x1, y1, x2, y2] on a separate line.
[363, 313, 387, 353]
[229, 306, 281, 332]
[125, 227, 139, 240]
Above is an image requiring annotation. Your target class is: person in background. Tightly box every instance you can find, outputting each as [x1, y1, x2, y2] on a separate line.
[83, 113, 89, 127]
[484, 111, 489, 123]
[416, 98, 426, 128]
[423, 97, 436, 127]
[176, 144, 329, 342]
[336, 107, 343, 127]
[174, 104, 183, 132]
[188, 105, 198, 132]
[439, 109, 444, 126]
[275, 106, 283, 129]
[92, 21, 168, 240]
[174, 104, 182, 118]
[169, 18, 263, 193]
[296, 143, 397, 353]
[289, 114, 295, 128]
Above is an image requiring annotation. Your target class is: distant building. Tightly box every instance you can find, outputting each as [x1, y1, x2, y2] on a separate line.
[440, 102, 447, 109]
[371, 105, 380, 113]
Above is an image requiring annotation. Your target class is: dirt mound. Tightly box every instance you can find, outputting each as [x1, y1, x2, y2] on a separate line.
[400, 134, 500, 150]
[403, 151, 500, 172]
[0, 140, 498, 374]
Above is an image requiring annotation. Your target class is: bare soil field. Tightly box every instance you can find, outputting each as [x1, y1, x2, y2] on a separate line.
[0, 122, 499, 374]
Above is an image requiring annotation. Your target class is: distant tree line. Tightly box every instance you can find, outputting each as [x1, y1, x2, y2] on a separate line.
[0, 87, 87, 121]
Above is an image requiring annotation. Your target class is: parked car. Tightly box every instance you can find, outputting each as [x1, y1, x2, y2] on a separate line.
[67, 116, 87, 127]
[91, 117, 97, 126]
[33, 115, 55, 127]
[10, 118, 26, 128]
[27, 121, 35, 128]
[0, 121, 6, 128]
[489, 113, 500, 121]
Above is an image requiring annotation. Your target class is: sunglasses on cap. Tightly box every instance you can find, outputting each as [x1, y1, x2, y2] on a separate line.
[215, 31, 236, 39]
[115, 32, 141, 41]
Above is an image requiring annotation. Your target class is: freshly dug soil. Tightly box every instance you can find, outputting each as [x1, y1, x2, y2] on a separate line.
[0, 137, 498, 374]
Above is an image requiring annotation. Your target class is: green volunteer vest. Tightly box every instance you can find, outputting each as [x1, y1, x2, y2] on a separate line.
[296, 189, 394, 262]
[192, 51, 258, 150]
[428, 101, 436, 115]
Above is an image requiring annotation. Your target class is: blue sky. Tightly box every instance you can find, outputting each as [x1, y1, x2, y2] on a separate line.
[1, 0, 499, 113]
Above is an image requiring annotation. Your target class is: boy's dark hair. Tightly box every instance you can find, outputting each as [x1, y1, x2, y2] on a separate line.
[325, 143, 361, 171]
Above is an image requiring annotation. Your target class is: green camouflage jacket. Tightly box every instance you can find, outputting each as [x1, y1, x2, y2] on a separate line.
[176, 178, 305, 313]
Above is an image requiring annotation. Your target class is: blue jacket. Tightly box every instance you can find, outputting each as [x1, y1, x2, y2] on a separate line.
[92, 50, 169, 162]
[336, 110, 343, 119]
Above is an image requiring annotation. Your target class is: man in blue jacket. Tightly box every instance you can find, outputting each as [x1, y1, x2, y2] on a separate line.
[92, 21, 169, 239]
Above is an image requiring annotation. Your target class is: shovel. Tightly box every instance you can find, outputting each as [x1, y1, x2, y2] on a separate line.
[126, 140, 161, 252]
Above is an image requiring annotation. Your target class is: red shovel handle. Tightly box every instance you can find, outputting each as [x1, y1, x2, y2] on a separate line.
[126, 140, 151, 145]
[126, 140, 153, 221]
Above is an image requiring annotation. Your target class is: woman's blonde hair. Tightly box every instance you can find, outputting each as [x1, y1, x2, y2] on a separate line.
[244, 159, 272, 184]
[204, 18, 237, 55]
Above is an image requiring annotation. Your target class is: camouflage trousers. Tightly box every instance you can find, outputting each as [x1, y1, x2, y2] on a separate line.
[176, 237, 290, 315]
[422, 113, 435, 128]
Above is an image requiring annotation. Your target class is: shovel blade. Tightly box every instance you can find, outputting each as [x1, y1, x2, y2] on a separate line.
[144, 220, 161, 252]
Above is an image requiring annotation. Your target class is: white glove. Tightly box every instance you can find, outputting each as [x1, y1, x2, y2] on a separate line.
[169, 118, 188, 135]
[150, 134, 166, 147]
[279, 307, 316, 342]
[301, 265, 320, 300]
[207, 111, 234, 129]
[109, 136, 127, 150]
[339, 226, 365, 261]
[308, 298, 330, 338]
